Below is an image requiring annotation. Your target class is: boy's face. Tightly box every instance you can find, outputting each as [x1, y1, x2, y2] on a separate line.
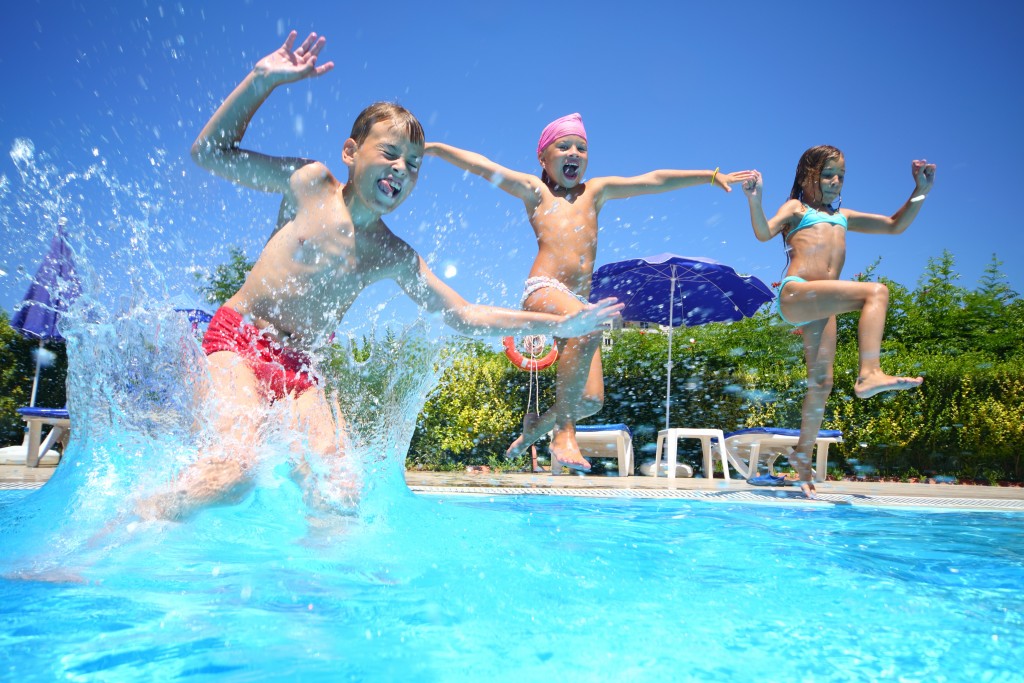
[804, 156, 845, 206]
[539, 135, 588, 188]
[343, 121, 423, 214]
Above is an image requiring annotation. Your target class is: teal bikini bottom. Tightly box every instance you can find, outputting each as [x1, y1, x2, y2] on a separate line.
[774, 275, 814, 327]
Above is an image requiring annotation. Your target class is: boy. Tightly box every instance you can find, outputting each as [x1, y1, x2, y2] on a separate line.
[142, 32, 621, 519]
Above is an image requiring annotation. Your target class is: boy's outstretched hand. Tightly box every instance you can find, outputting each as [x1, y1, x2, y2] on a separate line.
[912, 159, 936, 195]
[714, 169, 757, 193]
[556, 298, 624, 338]
[254, 31, 335, 86]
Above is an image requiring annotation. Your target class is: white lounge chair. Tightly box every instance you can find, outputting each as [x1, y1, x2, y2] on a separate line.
[720, 427, 842, 483]
[0, 407, 70, 467]
[551, 423, 634, 476]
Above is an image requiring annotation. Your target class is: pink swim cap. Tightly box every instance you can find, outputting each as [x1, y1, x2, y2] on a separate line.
[537, 113, 587, 157]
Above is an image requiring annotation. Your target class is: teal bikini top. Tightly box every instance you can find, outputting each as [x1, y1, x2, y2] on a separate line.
[780, 203, 849, 278]
[790, 205, 848, 236]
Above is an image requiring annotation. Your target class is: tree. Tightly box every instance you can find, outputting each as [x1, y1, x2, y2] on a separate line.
[409, 344, 522, 469]
[963, 255, 1021, 358]
[904, 250, 968, 352]
[194, 246, 254, 306]
[0, 311, 67, 445]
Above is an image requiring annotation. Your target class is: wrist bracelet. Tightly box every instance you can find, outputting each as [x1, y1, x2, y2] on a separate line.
[910, 194, 926, 203]
[710, 167, 720, 186]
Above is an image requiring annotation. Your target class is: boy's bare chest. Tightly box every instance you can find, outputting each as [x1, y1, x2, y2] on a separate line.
[286, 196, 392, 277]
[282, 228, 385, 287]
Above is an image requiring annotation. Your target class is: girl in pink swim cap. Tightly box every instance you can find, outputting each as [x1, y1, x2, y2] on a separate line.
[426, 116, 754, 473]
[535, 113, 588, 186]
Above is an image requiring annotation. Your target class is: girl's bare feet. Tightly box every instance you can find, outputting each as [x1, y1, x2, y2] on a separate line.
[789, 451, 815, 498]
[854, 372, 923, 399]
[550, 433, 590, 473]
[506, 412, 544, 460]
[505, 433, 530, 460]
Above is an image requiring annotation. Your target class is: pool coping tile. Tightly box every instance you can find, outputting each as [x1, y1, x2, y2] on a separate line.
[4, 463, 1022, 511]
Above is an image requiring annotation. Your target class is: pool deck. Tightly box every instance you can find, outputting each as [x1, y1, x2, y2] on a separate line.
[5, 461, 1023, 511]
[404, 470, 1024, 511]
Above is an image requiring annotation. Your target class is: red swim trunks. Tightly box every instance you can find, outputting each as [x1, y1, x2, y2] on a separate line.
[202, 306, 319, 401]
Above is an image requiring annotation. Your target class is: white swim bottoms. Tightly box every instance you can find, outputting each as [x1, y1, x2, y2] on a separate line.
[520, 276, 590, 308]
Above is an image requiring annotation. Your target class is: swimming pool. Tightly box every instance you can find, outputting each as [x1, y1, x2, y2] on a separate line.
[1, 143, 1020, 682]
[2, 485, 1021, 682]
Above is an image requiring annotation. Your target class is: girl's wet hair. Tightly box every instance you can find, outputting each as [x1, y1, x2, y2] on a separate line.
[350, 102, 424, 147]
[789, 145, 843, 201]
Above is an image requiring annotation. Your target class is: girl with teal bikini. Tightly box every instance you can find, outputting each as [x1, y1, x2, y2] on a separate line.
[742, 145, 935, 497]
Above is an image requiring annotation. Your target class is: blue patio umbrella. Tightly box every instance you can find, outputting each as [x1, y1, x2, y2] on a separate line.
[590, 253, 774, 429]
[10, 221, 81, 407]
[174, 307, 213, 341]
[176, 309, 213, 325]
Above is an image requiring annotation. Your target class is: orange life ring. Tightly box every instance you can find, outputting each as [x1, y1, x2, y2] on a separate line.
[502, 336, 558, 371]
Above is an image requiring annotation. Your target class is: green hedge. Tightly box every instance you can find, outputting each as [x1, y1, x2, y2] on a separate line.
[407, 323, 1023, 481]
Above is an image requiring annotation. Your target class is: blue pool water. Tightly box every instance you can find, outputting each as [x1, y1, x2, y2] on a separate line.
[2, 137, 1022, 682]
[2, 486, 1022, 682]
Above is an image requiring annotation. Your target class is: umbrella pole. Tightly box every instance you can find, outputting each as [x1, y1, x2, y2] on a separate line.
[29, 339, 43, 408]
[665, 273, 675, 431]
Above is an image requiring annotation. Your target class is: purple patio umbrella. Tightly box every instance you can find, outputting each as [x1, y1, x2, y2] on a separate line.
[590, 253, 774, 429]
[10, 221, 81, 407]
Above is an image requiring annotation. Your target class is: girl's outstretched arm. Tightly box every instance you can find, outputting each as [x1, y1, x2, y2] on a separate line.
[425, 142, 542, 206]
[845, 160, 936, 234]
[594, 168, 755, 206]
[742, 171, 800, 242]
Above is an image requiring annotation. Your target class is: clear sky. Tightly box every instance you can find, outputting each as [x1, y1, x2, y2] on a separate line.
[2, 0, 1021, 336]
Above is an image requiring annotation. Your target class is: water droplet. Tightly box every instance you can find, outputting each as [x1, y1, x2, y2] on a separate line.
[10, 138, 35, 164]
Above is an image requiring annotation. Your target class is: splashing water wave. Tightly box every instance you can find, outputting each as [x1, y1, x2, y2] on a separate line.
[0, 141, 455, 575]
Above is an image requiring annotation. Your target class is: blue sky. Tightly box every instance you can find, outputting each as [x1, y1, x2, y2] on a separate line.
[2, 0, 1021, 336]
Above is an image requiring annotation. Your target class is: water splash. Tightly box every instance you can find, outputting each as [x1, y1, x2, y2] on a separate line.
[0, 141, 457, 574]
[9, 138, 35, 166]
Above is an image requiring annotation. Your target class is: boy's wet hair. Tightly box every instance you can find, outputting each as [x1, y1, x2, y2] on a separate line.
[350, 102, 424, 147]
[789, 145, 843, 200]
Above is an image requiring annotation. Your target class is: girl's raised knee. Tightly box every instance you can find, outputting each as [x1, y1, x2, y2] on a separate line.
[871, 282, 889, 303]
